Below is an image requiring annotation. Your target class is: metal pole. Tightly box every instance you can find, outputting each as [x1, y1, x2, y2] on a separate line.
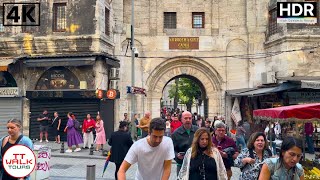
[131, 0, 135, 123]
[86, 165, 96, 180]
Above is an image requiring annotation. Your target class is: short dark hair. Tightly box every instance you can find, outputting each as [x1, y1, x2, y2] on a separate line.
[149, 117, 166, 133]
[247, 132, 268, 150]
[119, 121, 128, 129]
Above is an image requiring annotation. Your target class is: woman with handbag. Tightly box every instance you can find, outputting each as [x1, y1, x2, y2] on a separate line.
[234, 132, 272, 180]
[64, 112, 83, 153]
[82, 114, 96, 149]
[94, 114, 106, 151]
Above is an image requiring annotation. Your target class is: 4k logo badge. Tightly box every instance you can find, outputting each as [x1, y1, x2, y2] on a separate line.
[3, 3, 40, 26]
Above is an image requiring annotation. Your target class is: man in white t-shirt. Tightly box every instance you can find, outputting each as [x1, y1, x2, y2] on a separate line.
[118, 117, 175, 180]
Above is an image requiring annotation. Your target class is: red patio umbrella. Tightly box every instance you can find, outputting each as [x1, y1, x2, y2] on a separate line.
[253, 103, 320, 121]
[253, 103, 320, 159]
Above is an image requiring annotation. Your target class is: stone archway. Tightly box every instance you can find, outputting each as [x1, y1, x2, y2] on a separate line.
[146, 57, 223, 118]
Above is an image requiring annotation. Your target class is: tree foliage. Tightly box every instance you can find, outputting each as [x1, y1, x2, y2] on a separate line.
[168, 78, 202, 111]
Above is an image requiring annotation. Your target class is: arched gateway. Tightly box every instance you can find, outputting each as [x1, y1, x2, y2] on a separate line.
[146, 57, 224, 118]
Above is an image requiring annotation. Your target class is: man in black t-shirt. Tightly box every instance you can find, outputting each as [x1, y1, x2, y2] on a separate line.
[37, 110, 50, 143]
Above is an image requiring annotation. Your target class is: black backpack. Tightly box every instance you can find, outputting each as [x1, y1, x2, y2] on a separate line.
[74, 119, 81, 131]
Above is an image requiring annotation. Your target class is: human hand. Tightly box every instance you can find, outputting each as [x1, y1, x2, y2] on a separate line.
[243, 157, 255, 164]
[219, 150, 228, 158]
[177, 152, 185, 159]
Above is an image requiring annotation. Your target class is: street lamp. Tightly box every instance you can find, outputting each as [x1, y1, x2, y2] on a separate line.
[131, 0, 135, 123]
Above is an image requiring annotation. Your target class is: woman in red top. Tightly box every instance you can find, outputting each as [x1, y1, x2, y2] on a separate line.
[82, 114, 96, 149]
[171, 115, 182, 133]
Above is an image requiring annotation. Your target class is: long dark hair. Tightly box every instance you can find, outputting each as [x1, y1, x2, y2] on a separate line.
[279, 136, 303, 162]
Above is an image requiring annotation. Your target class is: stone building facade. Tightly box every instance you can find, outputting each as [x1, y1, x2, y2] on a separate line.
[113, 0, 320, 125]
[0, 0, 119, 138]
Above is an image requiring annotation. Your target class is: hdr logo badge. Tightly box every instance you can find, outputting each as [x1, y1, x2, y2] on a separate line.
[277, 2, 318, 24]
[2, 145, 36, 178]
[3, 3, 40, 26]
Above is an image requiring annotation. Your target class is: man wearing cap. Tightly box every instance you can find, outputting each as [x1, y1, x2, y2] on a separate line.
[212, 121, 239, 180]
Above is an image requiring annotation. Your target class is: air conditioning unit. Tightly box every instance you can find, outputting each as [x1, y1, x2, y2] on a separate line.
[261, 72, 276, 84]
[109, 80, 119, 90]
[109, 68, 120, 79]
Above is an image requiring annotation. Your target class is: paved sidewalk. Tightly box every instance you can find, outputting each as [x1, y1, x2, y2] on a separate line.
[34, 140, 109, 159]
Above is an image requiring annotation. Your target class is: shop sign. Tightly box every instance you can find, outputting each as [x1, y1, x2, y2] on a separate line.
[285, 92, 320, 104]
[36, 67, 80, 90]
[0, 87, 20, 97]
[106, 89, 117, 99]
[169, 37, 199, 50]
[301, 80, 320, 89]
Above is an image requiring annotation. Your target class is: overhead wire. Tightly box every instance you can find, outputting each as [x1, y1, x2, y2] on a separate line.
[115, 44, 320, 60]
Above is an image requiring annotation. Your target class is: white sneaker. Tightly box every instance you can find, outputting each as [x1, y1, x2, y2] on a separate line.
[46, 140, 49, 143]
[74, 148, 81, 152]
[65, 149, 72, 153]
[39, 140, 42, 143]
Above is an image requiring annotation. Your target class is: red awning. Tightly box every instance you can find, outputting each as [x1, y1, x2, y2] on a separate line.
[253, 103, 320, 122]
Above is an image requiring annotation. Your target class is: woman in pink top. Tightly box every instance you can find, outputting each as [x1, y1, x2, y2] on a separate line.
[95, 114, 106, 151]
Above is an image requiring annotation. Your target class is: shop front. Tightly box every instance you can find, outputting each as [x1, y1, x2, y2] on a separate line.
[26, 90, 116, 141]
[0, 71, 23, 137]
[225, 82, 300, 129]
[23, 54, 120, 141]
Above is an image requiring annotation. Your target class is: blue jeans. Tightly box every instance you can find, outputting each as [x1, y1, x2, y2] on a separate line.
[236, 135, 247, 150]
[306, 135, 315, 154]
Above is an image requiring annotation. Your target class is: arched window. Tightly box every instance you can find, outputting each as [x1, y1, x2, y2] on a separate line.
[35, 67, 80, 90]
[0, 71, 17, 87]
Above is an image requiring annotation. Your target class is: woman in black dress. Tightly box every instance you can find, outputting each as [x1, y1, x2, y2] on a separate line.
[51, 111, 61, 143]
[178, 128, 227, 180]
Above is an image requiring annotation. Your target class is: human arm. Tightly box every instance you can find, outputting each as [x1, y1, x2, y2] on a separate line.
[82, 120, 86, 133]
[117, 160, 131, 180]
[57, 119, 61, 130]
[161, 160, 172, 180]
[234, 149, 253, 168]
[231, 140, 239, 159]
[233, 152, 240, 159]
[258, 164, 271, 180]
[37, 115, 46, 121]
[127, 134, 133, 147]
[96, 121, 102, 133]
[139, 119, 149, 128]
[171, 132, 184, 160]
[213, 148, 228, 180]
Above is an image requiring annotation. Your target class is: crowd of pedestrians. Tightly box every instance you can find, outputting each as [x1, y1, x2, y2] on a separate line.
[0, 109, 307, 180]
[111, 109, 305, 180]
